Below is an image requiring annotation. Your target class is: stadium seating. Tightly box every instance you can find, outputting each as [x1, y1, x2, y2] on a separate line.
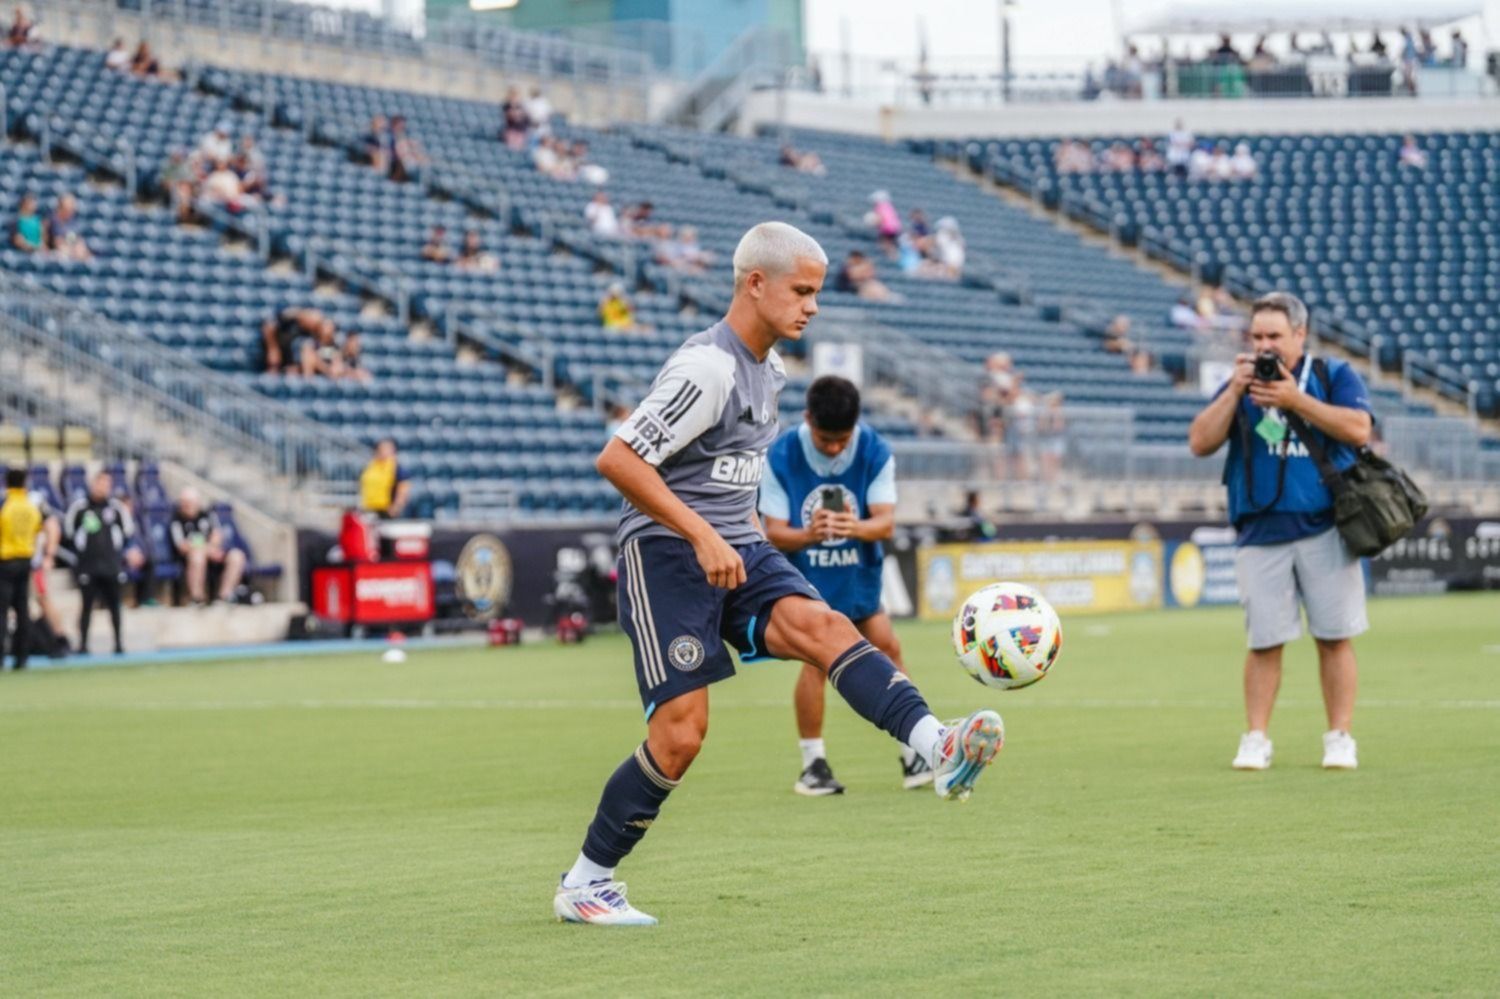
[6, 41, 1482, 524]
[967, 133, 1500, 415]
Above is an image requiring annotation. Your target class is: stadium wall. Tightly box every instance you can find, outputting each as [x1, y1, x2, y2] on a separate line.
[740, 90, 1500, 140]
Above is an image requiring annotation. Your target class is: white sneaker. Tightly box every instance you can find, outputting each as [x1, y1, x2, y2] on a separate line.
[931, 709, 1004, 801]
[1322, 730, 1358, 770]
[1232, 731, 1273, 770]
[554, 879, 657, 925]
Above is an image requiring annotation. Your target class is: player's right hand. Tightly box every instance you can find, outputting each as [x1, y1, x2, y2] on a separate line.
[693, 534, 745, 590]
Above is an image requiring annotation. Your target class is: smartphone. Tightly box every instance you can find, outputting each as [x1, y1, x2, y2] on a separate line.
[820, 486, 845, 513]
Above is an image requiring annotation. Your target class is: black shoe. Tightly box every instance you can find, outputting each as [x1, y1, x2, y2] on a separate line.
[901, 751, 934, 790]
[793, 757, 846, 797]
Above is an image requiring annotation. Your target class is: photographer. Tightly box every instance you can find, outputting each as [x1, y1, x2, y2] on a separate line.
[1188, 293, 1373, 771]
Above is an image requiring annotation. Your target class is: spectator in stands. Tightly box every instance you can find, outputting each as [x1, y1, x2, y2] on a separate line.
[1367, 32, 1389, 60]
[525, 86, 552, 135]
[11, 193, 45, 253]
[585, 190, 623, 239]
[1037, 392, 1066, 484]
[65, 471, 138, 656]
[1054, 140, 1094, 174]
[598, 281, 640, 332]
[1230, 143, 1258, 181]
[0, 467, 43, 670]
[655, 226, 713, 273]
[1102, 141, 1135, 172]
[499, 87, 531, 150]
[389, 116, 427, 183]
[1399, 27, 1419, 94]
[531, 135, 566, 179]
[362, 115, 392, 174]
[572, 141, 609, 185]
[131, 41, 167, 80]
[958, 490, 997, 541]
[46, 193, 91, 261]
[1417, 29, 1437, 67]
[301, 318, 366, 382]
[359, 439, 410, 519]
[200, 158, 252, 214]
[262, 306, 327, 374]
[1188, 143, 1213, 181]
[1450, 31, 1468, 68]
[1136, 138, 1166, 172]
[929, 216, 966, 279]
[1248, 36, 1274, 72]
[421, 224, 452, 263]
[7, 6, 36, 49]
[233, 135, 269, 198]
[980, 351, 1018, 448]
[1006, 381, 1038, 480]
[198, 122, 234, 165]
[1398, 135, 1428, 170]
[907, 209, 931, 241]
[104, 37, 130, 72]
[622, 201, 670, 241]
[1102, 314, 1137, 355]
[1209, 143, 1235, 181]
[170, 488, 245, 607]
[833, 250, 898, 303]
[160, 150, 198, 224]
[604, 402, 630, 437]
[1166, 119, 1193, 177]
[778, 145, 826, 176]
[1211, 34, 1242, 65]
[455, 230, 500, 273]
[867, 190, 903, 256]
[1170, 292, 1207, 331]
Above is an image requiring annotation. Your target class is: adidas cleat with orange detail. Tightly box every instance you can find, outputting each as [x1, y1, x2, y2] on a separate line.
[931, 709, 1005, 801]
[554, 879, 658, 926]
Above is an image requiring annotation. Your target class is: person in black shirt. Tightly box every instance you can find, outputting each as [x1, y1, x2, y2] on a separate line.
[261, 307, 327, 375]
[63, 471, 137, 655]
[170, 488, 245, 606]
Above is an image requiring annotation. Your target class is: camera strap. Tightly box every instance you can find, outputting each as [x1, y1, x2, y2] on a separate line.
[1239, 354, 1314, 514]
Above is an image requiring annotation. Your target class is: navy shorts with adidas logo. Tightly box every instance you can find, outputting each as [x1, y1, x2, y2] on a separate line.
[617, 535, 822, 719]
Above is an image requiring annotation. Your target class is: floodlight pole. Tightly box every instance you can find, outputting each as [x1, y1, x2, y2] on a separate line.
[999, 0, 1013, 103]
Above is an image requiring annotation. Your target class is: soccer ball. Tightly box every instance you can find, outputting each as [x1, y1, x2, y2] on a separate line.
[952, 582, 1062, 690]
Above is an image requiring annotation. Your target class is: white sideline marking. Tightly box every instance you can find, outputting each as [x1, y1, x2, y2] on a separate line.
[1482, 645, 1500, 655]
[2, 697, 1498, 713]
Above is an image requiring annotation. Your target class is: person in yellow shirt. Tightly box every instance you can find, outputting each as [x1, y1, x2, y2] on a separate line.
[598, 281, 639, 332]
[358, 439, 411, 518]
[1, 468, 43, 671]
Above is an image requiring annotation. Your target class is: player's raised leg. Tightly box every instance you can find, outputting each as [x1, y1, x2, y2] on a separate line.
[855, 611, 932, 788]
[763, 595, 1002, 801]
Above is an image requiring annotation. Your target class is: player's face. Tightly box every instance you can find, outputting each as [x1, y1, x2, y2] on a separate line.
[756, 257, 824, 340]
[1248, 311, 1305, 368]
[807, 422, 854, 458]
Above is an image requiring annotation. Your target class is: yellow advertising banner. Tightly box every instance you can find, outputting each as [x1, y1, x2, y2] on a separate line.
[917, 540, 1165, 620]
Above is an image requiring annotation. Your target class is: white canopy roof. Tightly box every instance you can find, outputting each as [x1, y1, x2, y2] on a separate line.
[1126, 2, 1482, 36]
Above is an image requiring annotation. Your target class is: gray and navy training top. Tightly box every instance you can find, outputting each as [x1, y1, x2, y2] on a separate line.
[614, 320, 785, 547]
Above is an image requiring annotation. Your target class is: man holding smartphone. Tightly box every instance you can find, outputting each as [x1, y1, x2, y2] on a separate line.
[1189, 292, 1374, 771]
[760, 376, 930, 794]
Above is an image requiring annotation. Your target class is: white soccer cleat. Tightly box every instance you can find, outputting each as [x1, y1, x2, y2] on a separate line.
[1232, 731, 1273, 770]
[554, 879, 658, 926]
[931, 709, 1004, 801]
[1322, 730, 1358, 770]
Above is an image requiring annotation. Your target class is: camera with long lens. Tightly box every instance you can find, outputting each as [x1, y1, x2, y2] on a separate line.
[1253, 352, 1284, 381]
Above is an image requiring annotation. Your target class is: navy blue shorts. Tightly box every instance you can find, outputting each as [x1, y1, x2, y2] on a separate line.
[617, 535, 822, 718]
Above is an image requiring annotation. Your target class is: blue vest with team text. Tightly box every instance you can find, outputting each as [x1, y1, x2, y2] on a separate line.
[1224, 356, 1360, 528]
[768, 423, 890, 617]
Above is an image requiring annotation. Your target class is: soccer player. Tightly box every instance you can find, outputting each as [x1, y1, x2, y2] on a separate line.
[760, 375, 931, 795]
[553, 222, 1004, 926]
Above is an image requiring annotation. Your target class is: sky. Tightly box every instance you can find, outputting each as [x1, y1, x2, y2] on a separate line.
[803, 0, 1500, 72]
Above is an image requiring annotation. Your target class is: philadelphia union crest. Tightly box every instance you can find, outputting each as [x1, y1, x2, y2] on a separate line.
[455, 533, 513, 621]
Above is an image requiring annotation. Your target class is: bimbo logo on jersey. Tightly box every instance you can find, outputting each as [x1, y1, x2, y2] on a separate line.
[709, 451, 766, 485]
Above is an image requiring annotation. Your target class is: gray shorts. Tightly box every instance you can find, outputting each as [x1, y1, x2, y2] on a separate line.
[1234, 527, 1368, 650]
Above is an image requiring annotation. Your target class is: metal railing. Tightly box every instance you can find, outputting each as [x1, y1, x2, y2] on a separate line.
[0, 270, 366, 518]
[658, 26, 795, 130]
[810, 305, 983, 416]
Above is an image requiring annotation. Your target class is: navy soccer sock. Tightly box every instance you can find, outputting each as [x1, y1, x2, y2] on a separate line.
[580, 742, 680, 869]
[827, 640, 933, 745]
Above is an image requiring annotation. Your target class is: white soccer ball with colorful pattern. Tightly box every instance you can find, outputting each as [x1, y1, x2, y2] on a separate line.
[951, 582, 1062, 690]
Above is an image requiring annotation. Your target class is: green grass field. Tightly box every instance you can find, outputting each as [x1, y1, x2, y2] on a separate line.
[3, 594, 1498, 996]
